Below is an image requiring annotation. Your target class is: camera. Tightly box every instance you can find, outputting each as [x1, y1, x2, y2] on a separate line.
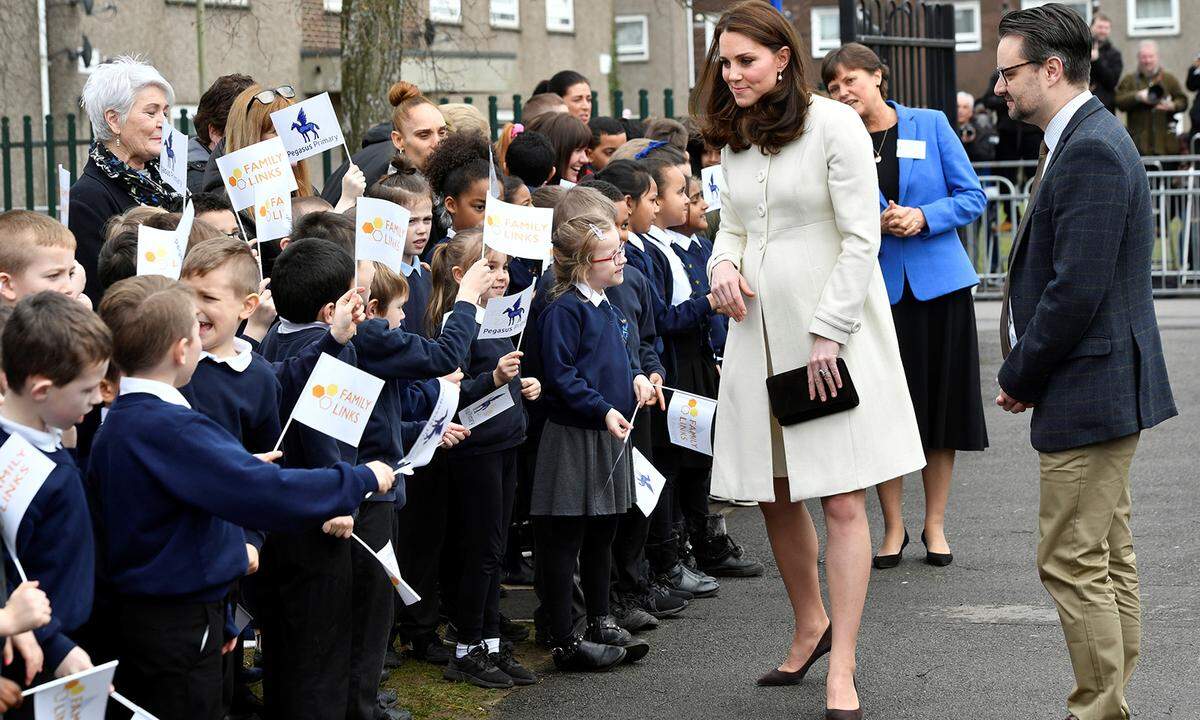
[1146, 83, 1165, 104]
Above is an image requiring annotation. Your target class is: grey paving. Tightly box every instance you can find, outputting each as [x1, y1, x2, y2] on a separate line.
[495, 298, 1200, 720]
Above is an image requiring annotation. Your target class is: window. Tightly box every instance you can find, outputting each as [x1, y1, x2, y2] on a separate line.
[616, 15, 649, 62]
[430, 0, 461, 24]
[1127, 0, 1179, 35]
[1020, 0, 1090, 23]
[546, 0, 574, 33]
[810, 7, 841, 58]
[953, 2, 981, 52]
[490, 0, 519, 28]
[323, 0, 341, 11]
[171, 0, 248, 6]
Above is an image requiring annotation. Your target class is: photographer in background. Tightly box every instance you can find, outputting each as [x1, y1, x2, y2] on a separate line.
[1090, 13, 1123, 113]
[957, 91, 997, 162]
[1116, 40, 1188, 157]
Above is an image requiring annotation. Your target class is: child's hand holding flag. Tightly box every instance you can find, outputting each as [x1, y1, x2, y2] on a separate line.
[331, 287, 367, 344]
[0, 581, 51, 637]
[439, 422, 470, 449]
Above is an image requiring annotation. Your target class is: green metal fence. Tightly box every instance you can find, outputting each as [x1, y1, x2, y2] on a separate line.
[3, 88, 681, 215]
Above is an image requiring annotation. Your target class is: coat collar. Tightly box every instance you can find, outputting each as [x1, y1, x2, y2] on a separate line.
[1041, 96, 1106, 178]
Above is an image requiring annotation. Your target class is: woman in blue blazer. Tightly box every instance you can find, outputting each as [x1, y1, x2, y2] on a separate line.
[822, 44, 989, 570]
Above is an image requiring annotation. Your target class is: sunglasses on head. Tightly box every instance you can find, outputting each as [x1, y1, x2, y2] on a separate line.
[251, 85, 296, 107]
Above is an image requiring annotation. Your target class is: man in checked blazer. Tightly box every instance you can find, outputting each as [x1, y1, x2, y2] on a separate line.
[992, 4, 1177, 719]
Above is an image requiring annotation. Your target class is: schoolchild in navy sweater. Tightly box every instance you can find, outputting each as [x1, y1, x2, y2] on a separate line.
[90, 276, 394, 720]
[674, 175, 727, 360]
[428, 231, 539, 688]
[533, 213, 656, 673]
[0, 293, 109, 706]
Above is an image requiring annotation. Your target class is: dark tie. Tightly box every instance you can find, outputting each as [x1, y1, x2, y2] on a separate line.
[1000, 141, 1050, 359]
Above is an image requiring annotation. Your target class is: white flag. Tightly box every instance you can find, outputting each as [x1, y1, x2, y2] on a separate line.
[666, 390, 716, 456]
[56, 165, 70, 227]
[478, 285, 533, 339]
[632, 448, 666, 517]
[136, 225, 186, 280]
[488, 146, 502, 199]
[356, 535, 420, 605]
[215, 137, 297, 211]
[355, 197, 410, 273]
[159, 124, 189, 195]
[270, 92, 345, 163]
[701, 165, 725, 212]
[290, 353, 385, 447]
[482, 195, 553, 261]
[0, 433, 55, 558]
[457, 385, 515, 430]
[253, 181, 293, 243]
[24, 659, 117, 719]
[176, 198, 195, 245]
[397, 378, 460, 473]
[558, 178, 577, 189]
[233, 604, 253, 635]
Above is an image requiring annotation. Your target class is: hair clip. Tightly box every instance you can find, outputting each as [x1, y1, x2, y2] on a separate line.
[634, 139, 668, 160]
[510, 123, 525, 140]
[587, 223, 607, 241]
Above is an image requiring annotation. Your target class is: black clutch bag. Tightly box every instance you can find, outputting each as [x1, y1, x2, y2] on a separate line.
[766, 358, 860, 426]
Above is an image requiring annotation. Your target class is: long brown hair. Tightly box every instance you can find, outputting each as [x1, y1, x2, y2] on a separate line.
[691, 0, 813, 155]
[425, 228, 485, 336]
[527, 112, 591, 185]
[225, 85, 312, 196]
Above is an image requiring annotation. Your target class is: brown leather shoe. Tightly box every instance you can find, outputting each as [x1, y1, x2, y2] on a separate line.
[756, 624, 832, 686]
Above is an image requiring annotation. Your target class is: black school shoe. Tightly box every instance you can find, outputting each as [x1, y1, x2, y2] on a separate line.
[410, 634, 450, 665]
[584, 615, 650, 663]
[696, 515, 765, 577]
[551, 635, 626, 672]
[489, 644, 537, 686]
[611, 593, 659, 632]
[443, 644, 513, 689]
[638, 583, 688, 618]
[666, 563, 720, 597]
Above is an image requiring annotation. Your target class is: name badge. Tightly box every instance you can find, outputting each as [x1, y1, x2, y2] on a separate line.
[896, 139, 927, 160]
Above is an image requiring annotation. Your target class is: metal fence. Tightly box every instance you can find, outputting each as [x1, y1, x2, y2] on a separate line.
[964, 156, 1200, 297]
[1, 87, 681, 214]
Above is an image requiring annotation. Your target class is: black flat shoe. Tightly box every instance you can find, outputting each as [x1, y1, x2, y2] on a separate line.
[756, 623, 832, 686]
[871, 530, 909, 570]
[920, 530, 953, 567]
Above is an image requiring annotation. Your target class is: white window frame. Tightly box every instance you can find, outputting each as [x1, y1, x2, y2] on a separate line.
[615, 15, 650, 62]
[546, 0, 575, 33]
[1126, 0, 1180, 35]
[430, 0, 462, 25]
[171, 0, 248, 6]
[489, 0, 520, 29]
[810, 7, 841, 59]
[1020, 0, 1091, 23]
[323, 0, 341, 12]
[952, 1, 982, 52]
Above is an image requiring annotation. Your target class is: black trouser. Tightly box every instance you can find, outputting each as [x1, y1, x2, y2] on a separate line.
[448, 449, 518, 645]
[613, 420, 653, 594]
[646, 407, 679, 574]
[394, 456, 450, 644]
[534, 514, 619, 645]
[347, 502, 396, 720]
[258, 528, 352, 720]
[504, 438, 539, 575]
[109, 598, 225, 720]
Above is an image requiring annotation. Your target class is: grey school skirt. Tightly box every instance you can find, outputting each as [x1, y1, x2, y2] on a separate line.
[530, 420, 633, 517]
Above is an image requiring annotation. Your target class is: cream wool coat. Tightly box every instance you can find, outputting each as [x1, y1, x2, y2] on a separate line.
[707, 95, 925, 502]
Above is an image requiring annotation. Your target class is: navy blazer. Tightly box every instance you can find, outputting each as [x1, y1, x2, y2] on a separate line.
[878, 102, 986, 303]
[999, 96, 1176, 453]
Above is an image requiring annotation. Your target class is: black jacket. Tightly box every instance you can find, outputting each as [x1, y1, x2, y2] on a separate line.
[320, 122, 396, 206]
[68, 158, 139, 301]
[1090, 40, 1124, 113]
[1187, 65, 1200, 143]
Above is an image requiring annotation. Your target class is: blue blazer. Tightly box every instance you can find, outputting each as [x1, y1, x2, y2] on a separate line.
[878, 101, 986, 304]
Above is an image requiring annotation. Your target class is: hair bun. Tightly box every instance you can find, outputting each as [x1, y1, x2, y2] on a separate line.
[389, 151, 420, 176]
[388, 81, 422, 107]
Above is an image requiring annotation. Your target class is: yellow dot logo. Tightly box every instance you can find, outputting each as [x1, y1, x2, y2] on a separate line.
[326, 384, 338, 397]
[372, 217, 383, 229]
[361, 222, 374, 233]
[145, 250, 156, 262]
[259, 204, 268, 217]
[486, 215, 496, 226]
[687, 399, 699, 417]
[65, 680, 83, 696]
[311, 384, 325, 398]
[228, 168, 243, 187]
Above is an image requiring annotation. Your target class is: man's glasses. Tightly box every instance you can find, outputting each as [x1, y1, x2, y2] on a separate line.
[995, 60, 1039, 88]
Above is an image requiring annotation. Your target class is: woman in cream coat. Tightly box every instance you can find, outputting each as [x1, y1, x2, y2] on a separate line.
[696, 3, 924, 718]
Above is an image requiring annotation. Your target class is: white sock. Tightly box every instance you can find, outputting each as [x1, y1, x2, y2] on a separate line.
[485, 638, 500, 654]
[455, 643, 471, 659]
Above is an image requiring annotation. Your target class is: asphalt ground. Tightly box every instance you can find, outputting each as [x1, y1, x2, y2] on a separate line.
[492, 298, 1200, 720]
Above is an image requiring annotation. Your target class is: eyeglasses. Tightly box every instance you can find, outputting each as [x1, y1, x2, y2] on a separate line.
[995, 61, 1038, 88]
[589, 245, 627, 264]
[251, 85, 296, 107]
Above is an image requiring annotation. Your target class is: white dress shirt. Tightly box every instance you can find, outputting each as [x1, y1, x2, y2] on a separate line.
[119, 376, 192, 408]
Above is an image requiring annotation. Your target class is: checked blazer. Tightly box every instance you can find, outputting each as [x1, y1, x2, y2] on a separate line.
[999, 96, 1176, 453]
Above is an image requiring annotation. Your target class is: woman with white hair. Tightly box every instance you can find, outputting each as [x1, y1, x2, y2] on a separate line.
[69, 56, 181, 301]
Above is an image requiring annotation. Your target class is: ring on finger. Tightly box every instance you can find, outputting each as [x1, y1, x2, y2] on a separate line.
[817, 367, 830, 378]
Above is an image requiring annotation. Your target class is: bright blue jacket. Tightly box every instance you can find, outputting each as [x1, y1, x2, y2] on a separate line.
[878, 102, 986, 304]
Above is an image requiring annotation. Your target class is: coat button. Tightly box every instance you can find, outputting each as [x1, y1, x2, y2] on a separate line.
[756, 203, 766, 217]
[756, 171, 765, 183]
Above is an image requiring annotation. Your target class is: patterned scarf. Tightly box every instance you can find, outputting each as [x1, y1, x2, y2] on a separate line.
[89, 141, 183, 211]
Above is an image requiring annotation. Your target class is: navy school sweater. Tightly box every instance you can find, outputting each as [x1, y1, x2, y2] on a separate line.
[671, 233, 728, 360]
[86, 393, 376, 602]
[451, 334, 526, 456]
[537, 289, 637, 431]
[0, 431, 93, 670]
[401, 264, 433, 338]
[351, 303, 477, 501]
[639, 234, 715, 379]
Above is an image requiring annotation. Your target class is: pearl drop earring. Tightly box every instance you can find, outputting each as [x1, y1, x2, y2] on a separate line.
[777, 70, 783, 82]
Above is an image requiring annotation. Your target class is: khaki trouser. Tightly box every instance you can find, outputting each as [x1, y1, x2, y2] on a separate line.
[1038, 432, 1141, 720]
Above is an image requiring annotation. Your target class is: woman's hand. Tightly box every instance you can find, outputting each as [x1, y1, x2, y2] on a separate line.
[881, 201, 926, 237]
[807, 335, 843, 402]
[605, 408, 631, 440]
[709, 260, 755, 323]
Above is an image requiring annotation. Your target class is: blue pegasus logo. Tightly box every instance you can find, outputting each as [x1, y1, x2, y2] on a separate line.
[504, 295, 525, 326]
[637, 473, 653, 491]
[707, 177, 718, 197]
[422, 411, 448, 442]
[164, 132, 176, 162]
[291, 108, 321, 142]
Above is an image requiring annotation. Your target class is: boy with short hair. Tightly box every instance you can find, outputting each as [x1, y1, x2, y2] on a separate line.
[0, 211, 77, 304]
[0, 292, 109, 702]
[189, 191, 240, 238]
[89, 276, 394, 720]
